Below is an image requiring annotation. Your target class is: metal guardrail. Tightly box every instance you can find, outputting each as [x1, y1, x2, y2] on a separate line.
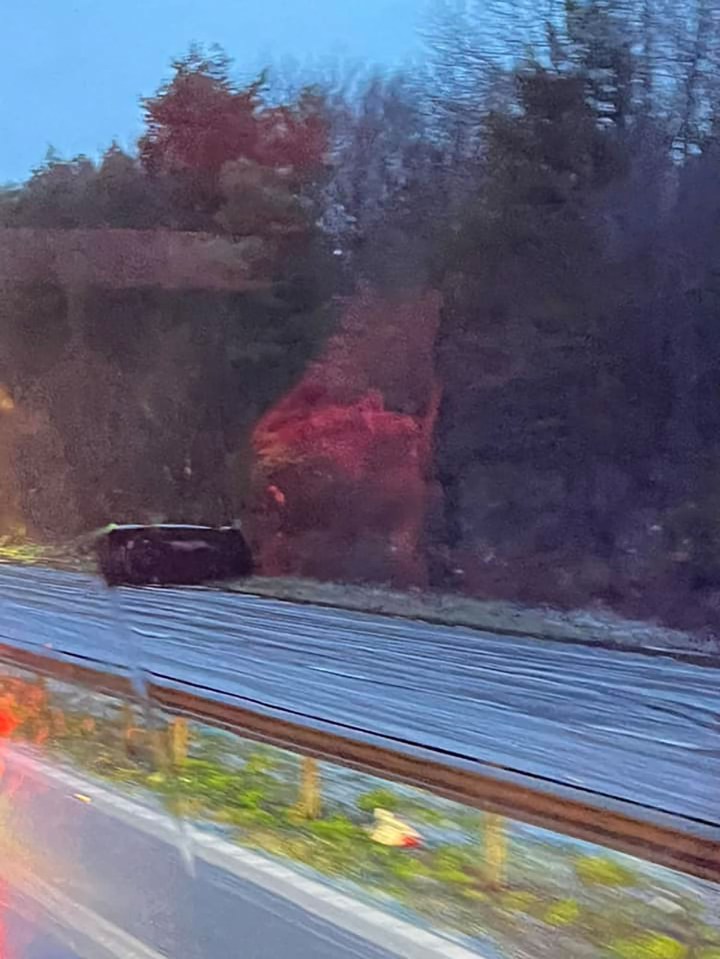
[1, 638, 718, 884]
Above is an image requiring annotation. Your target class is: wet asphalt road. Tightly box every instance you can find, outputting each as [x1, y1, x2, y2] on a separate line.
[0, 565, 717, 826]
[1, 905, 81, 959]
[1, 749, 459, 959]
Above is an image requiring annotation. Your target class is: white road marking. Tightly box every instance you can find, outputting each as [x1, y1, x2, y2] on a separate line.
[2, 865, 167, 959]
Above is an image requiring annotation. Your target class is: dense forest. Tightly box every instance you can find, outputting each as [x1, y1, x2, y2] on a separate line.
[3, 0, 720, 631]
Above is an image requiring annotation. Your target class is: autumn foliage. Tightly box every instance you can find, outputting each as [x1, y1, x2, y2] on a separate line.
[140, 53, 327, 178]
[139, 48, 327, 229]
[250, 291, 442, 586]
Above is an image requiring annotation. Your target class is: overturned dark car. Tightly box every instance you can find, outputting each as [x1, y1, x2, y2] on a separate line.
[94, 524, 254, 587]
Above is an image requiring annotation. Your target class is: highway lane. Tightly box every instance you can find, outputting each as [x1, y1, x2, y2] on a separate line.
[0, 564, 717, 826]
[0, 748, 476, 959]
[0, 903, 82, 959]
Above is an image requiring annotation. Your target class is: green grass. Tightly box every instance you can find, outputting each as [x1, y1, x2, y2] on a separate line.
[608, 933, 688, 959]
[0, 539, 93, 572]
[576, 855, 642, 888]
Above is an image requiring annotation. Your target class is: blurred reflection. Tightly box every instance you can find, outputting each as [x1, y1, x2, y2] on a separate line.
[0, 682, 85, 958]
[0, 664, 716, 959]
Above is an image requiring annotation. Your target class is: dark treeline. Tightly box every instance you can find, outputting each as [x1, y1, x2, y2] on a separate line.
[3, 2, 720, 630]
[0, 45, 339, 534]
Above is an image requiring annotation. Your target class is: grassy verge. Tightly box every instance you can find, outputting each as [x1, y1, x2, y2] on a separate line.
[1, 671, 718, 959]
[0, 539, 93, 573]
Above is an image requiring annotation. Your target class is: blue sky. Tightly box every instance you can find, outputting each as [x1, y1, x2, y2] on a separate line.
[1, 0, 423, 183]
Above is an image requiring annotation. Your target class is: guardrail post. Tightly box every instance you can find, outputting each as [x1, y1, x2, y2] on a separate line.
[121, 703, 136, 755]
[32, 676, 51, 745]
[298, 756, 321, 819]
[168, 717, 189, 768]
[484, 812, 508, 888]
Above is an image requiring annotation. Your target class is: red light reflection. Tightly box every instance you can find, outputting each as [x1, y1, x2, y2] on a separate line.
[0, 677, 58, 959]
[0, 701, 19, 959]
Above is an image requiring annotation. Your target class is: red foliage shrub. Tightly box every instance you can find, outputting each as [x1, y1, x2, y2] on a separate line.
[249, 289, 442, 586]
